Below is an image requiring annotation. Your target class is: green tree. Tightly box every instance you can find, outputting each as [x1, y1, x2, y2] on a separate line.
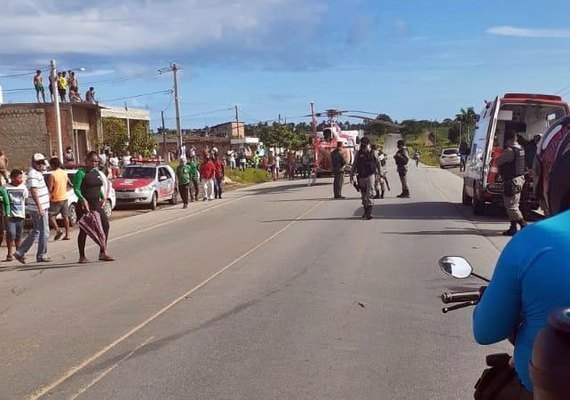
[102, 117, 128, 155]
[101, 117, 154, 156]
[129, 121, 155, 157]
[400, 120, 423, 138]
[447, 123, 461, 144]
[455, 107, 478, 143]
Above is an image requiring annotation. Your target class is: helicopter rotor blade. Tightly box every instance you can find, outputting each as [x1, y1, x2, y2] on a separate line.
[345, 110, 379, 116]
[345, 115, 402, 128]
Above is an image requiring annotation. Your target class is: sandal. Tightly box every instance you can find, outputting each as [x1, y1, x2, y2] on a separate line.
[98, 254, 115, 262]
[5, 255, 13, 262]
[78, 257, 90, 264]
[62, 236, 71, 241]
[54, 231, 63, 241]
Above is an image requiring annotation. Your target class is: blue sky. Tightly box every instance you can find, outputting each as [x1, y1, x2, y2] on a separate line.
[2, 0, 570, 130]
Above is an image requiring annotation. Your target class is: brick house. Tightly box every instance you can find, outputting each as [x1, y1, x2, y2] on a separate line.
[0, 103, 149, 169]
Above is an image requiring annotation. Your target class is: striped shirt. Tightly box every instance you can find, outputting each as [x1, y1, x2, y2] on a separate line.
[26, 168, 50, 211]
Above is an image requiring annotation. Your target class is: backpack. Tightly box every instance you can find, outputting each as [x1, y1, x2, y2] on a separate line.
[355, 151, 376, 177]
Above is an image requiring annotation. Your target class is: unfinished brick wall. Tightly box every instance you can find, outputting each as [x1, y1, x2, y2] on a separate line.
[0, 107, 51, 169]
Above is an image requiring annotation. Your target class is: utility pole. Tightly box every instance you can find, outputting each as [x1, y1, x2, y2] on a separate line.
[278, 114, 281, 125]
[161, 110, 167, 160]
[310, 102, 318, 172]
[125, 102, 130, 146]
[50, 60, 63, 160]
[159, 62, 182, 148]
[235, 105, 239, 138]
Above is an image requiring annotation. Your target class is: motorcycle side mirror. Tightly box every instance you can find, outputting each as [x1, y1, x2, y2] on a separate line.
[439, 256, 473, 279]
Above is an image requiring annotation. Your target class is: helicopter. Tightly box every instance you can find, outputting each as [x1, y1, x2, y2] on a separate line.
[307, 106, 401, 176]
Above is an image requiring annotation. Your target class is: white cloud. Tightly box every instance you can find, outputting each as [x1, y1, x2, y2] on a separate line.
[0, 0, 327, 56]
[487, 26, 570, 39]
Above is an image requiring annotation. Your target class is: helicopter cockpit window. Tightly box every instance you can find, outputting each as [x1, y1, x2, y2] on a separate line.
[323, 128, 333, 141]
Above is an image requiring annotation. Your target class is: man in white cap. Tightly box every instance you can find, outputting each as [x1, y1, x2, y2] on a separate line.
[14, 153, 52, 263]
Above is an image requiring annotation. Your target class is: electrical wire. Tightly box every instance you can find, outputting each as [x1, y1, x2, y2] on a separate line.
[100, 89, 172, 103]
[163, 107, 234, 120]
[0, 68, 49, 79]
[82, 72, 148, 86]
[1, 87, 34, 93]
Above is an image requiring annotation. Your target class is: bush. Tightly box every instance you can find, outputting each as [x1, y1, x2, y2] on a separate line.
[226, 168, 270, 183]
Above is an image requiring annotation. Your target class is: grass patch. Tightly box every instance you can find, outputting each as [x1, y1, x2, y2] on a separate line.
[170, 160, 269, 184]
[406, 127, 456, 167]
[226, 168, 270, 183]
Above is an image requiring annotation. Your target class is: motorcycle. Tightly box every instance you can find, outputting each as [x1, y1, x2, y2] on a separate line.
[438, 256, 570, 400]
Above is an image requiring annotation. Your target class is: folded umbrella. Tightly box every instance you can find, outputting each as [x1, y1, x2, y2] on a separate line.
[78, 211, 106, 250]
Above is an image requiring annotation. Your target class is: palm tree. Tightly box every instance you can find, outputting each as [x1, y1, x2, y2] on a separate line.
[455, 107, 478, 144]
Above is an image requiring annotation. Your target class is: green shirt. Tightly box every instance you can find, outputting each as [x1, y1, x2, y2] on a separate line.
[73, 168, 103, 201]
[188, 161, 199, 180]
[176, 164, 192, 185]
[0, 187, 10, 216]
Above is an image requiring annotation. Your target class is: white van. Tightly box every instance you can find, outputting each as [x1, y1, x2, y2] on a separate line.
[462, 93, 569, 215]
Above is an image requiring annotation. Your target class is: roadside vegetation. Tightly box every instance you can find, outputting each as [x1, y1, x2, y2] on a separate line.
[169, 160, 270, 184]
[226, 168, 270, 183]
[400, 107, 477, 167]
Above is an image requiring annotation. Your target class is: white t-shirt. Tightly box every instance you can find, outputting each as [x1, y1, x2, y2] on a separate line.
[122, 155, 132, 166]
[26, 168, 50, 211]
[110, 156, 119, 167]
[5, 183, 29, 218]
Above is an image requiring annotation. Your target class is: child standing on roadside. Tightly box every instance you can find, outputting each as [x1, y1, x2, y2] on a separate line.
[4, 169, 27, 262]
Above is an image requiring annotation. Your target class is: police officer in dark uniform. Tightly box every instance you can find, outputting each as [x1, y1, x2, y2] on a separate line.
[497, 130, 527, 236]
[394, 139, 410, 198]
[350, 136, 377, 220]
[330, 141, 346, 199]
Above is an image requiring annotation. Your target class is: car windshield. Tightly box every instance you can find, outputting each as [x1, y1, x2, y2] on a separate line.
[121, 167, 156, 179]
[443, 149, 459, 155]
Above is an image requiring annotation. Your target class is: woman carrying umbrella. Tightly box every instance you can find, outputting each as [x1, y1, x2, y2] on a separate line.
[74, 151, 115, 263]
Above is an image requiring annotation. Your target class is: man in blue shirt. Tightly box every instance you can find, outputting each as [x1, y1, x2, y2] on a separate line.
[473, 116, 570, 397]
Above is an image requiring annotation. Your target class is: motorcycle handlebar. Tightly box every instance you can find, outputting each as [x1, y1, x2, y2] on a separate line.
[441, 291, 481, 304]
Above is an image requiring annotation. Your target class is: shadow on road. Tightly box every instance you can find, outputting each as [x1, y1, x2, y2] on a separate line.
[269, 197, 333, 203]
[0, 262, 85, 273]
[382, 227, 503, 237]
[243, 181, 329, 196]
[369, 201, 470, 220]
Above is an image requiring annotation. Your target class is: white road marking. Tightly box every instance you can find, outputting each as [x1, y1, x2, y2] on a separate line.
[25, 200, 324, 400]
[67, 336, 154, 400]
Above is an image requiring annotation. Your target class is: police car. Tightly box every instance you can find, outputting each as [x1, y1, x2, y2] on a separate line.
[112, 160, 177, 209]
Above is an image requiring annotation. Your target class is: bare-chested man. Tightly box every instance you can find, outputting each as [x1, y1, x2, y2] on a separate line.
[33, 70, 46, 103]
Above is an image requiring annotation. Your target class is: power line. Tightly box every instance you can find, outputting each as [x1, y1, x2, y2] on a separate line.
[163, 107, 234, 120]
[82, 72, 147, 86]
[0, 68, 49, 79]
[100, 89, 172, 103]
[1, 87, 33, 93]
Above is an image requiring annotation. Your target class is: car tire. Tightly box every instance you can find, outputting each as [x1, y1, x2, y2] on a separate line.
[440, 165, 445, 169]
[103, 200, 112, 219]
[472, 191, 485, 215]
[462, 183, 472, 206]
[68, 203, 78, 226]
[149, 192, 158, 210]
[169, 189, 178, 205]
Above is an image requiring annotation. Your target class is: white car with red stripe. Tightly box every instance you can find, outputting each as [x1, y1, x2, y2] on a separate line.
[112, 161, 177, 209]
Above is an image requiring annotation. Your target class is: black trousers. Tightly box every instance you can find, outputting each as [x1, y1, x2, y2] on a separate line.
[178, 183, 190, 205]
[77, 201, 109, 258]
[333, 171, 344, 197]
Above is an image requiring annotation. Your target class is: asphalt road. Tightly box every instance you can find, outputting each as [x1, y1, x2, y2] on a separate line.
[0, 134, 516, 400]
